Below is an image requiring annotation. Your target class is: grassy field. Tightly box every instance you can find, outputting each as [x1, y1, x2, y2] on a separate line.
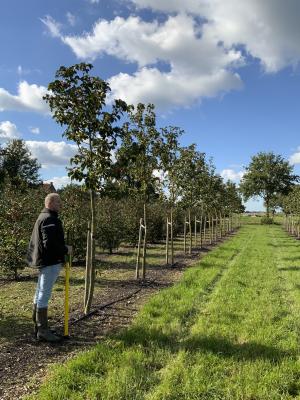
[27, 222, 300, 400]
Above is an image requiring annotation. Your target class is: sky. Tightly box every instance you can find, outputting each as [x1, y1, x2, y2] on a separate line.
[1, 0, 300, 211]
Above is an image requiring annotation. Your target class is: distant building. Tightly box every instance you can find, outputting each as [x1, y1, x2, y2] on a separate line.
[42, 181, 56, 193]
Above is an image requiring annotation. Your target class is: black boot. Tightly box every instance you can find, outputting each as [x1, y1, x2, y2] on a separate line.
[36, 308, 61, 343]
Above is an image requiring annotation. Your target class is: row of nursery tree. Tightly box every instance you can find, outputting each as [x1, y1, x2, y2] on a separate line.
[0, 63, 244, 313]
[283, 186, 300, 237]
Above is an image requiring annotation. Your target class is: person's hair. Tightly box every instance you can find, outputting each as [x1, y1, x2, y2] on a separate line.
[45, 193, 60, 208]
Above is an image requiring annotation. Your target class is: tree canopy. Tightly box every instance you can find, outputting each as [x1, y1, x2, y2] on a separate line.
[44, 63, 128, 191]
[0, 139, 41, 187]
[240, 152, 299, 216]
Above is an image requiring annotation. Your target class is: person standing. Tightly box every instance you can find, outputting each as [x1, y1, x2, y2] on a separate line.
[27, 193, 71, 342]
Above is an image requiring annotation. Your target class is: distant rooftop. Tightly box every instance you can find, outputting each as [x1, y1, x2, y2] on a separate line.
[42, 182, 56, 193]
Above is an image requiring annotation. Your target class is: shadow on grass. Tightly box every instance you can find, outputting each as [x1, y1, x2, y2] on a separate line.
[278, 266, 300, 271]
[269, 242, 300, 248]
[119, 326, 293, 363]
[185, 335, 293, 362]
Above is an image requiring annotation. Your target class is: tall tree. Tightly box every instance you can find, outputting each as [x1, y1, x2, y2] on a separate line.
[240, 152, 299, 217]
[44, 63, 128, 313]
[115, 103, 160, 279]
[175, 145, 210, 253]
[159, 126, 183, 264]
[223, 181, 245, 214]
[0, 139, 41, 187]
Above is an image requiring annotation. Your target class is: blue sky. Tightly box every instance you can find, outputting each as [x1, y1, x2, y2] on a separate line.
[1, 0, 300, 211]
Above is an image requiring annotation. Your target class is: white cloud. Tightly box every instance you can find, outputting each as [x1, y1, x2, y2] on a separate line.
[62, 14, 243, 108]
[0, 121, 20, 142]
[130, 0, 300, 73]
[289, 148, 300, 165]
[66, 12, 76, 27]
[130, 0, 202, 13]
[0, 81, 49, 114]
[25, 140, 77, 168]
[40, 15, 62, 38]
[46, 1, 300, 110]
[29, 126, 40, 134]
[109, 67, 242, 109]
[221, 168, 244, 183]
[62, 15, 242, 71]
[62, 16, 158, 62]
[44, 176, 72, 189]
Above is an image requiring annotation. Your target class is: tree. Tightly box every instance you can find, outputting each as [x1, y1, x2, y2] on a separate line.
[282, 186, 300, 236]
[96, 197, 125, 254]
[44, 63, 128, 313]
[114, 103, 161, 279]
[0, 139, 41, 187]
[59, 184, 90, 261]
[0, 183, 45, 279]
[159, 126, 183, 264]
[223, 181, 245, 214]
[240, 152, 299, 217]
[175, 145, 211, 253]
[282, 186, 300, 215]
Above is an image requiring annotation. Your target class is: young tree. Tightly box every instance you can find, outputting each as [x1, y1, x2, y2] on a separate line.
[240, 152, 299, 217]
[159, 126, 183, 264]
[282, 186, 300, 236]
[115, 103, 160, 279]
[44, 63, 128, 313]
[223, 181, 245, 214]
[0, 139, 41, 187]
[175, 145, 210, 254]
[59, 184, 90, 261]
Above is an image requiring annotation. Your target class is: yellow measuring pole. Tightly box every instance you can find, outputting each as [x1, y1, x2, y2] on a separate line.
[64, 254, 71, 337]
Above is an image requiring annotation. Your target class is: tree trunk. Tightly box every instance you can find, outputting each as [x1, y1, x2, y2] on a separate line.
[219, 212, 222, 239]
[84, 221, 91, 312]
[209, 215, 212, 245]
[136, 218, 143, 279]
[166, 216, 169, 265]
[85, 189, 96, 314]
[203, 215, 207, 246]
[142, 202, 147, 280]
[170, 207, 174, 265]
[266, 198, 270, 218]
[215, 214, 218, 243]
[189, 208, 192, 254]
[184, 214, 187, 254]
[200, 212, 203, 249]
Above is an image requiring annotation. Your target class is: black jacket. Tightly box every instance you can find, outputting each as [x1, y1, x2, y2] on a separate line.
[27, 208, 68, 268]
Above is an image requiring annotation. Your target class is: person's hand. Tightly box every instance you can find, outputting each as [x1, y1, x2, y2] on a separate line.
[66, 245, 73, 256]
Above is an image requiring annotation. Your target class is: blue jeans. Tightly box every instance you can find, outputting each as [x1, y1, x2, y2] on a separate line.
[34, 264, 62, 308]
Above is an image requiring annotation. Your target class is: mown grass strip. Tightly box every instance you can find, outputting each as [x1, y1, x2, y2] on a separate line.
[28, 225, 300, 400]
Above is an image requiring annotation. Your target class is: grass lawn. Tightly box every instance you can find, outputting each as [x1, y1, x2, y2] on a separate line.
[27, 222, 300, 400]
